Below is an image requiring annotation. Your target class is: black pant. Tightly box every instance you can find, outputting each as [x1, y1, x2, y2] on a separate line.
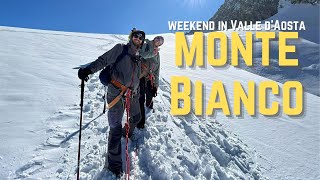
[138, 77, 154, 127]
[106, 94, 140, 175]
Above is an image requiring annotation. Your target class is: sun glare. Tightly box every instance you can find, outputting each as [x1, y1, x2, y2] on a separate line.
[182, 0, 207, 8]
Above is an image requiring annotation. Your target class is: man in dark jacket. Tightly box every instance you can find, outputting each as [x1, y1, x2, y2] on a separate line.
[78, 30, 145, 176]
[137, 36, 164, 129]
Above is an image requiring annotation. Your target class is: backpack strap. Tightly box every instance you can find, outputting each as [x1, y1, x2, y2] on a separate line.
[145, 44, 150, 52]
[111, 44, 129, 72]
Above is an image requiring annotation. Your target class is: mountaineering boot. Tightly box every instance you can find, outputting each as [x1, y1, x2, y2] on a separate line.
[108, 166, 123, 178]
[136, 115, 145, 129]
[136, 123, 144, 129]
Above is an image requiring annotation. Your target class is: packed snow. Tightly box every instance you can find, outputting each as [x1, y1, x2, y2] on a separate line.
[0, 27, 263, 179]
[0, 5, 319, 179]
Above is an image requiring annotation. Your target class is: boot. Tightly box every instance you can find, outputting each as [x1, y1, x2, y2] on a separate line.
[108, 166, 123, 178]
[136, 117, 145, 129]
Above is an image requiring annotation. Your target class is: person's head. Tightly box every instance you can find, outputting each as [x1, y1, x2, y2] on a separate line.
[131, 30, 145, 48]
[153, 36, 164, 47]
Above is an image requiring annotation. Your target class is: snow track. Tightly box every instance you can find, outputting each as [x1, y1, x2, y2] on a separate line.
[1, 24, 318, 179]
[14, 74, 265, 179]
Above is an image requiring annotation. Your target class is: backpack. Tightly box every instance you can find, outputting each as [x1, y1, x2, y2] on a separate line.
[99, 45, 129, 86]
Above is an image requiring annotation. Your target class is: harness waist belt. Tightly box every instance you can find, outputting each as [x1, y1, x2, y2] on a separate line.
[108, 79, 128, 109]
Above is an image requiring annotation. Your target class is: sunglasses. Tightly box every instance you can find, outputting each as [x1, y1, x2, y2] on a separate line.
[133, 33, 144, 40]
[154, 40, 163, 47]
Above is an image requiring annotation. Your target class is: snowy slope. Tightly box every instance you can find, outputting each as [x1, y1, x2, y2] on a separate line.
[0, 26, 319, 180]
[229, 4, 320, 96]
[160, 33, 320, 180]
[0, 27, 127, 178]
[270, 3, 320, 44]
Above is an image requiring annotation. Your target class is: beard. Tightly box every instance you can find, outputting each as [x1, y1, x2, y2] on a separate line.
[133, 40, 141, 46]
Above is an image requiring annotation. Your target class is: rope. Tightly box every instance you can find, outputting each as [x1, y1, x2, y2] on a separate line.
[147, 63, 156, 108]
[125, 89, 132, 179]
[124, 63, 136, 180]
[148, 64, 156, 89]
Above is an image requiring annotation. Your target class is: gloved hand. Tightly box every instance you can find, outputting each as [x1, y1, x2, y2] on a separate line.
[152, 86, 158, 97]
[78, 67, 91, 81]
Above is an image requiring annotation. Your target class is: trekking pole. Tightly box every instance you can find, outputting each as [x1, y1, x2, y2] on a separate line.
[103, 86, 107, 114]
[77, 79, 85, 180]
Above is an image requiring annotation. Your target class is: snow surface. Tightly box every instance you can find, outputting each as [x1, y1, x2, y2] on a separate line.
[233, 4, 320, 96]
[0, 27, 263, 179]
[271, 3, 320, 44]
[0, 23, 319, 180]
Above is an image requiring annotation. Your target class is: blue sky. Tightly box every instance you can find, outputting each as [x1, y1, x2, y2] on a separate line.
[0, 0, 223, 34]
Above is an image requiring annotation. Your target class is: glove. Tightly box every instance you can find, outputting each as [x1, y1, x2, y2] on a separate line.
[78, 67, 91, 81]
[152, 86, 158, 97]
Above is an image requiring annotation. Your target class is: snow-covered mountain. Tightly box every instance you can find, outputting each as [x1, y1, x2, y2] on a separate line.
[208, 0, 279, 29]
[188, 1, 320, 96]
[1, 3, 318, 179]
[279, 0, 319, 8]
[206, 3, 320, 96]
[271, 2, 320, 43]
[205, 0, 319, 32]
[0, 25, 319, 179]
